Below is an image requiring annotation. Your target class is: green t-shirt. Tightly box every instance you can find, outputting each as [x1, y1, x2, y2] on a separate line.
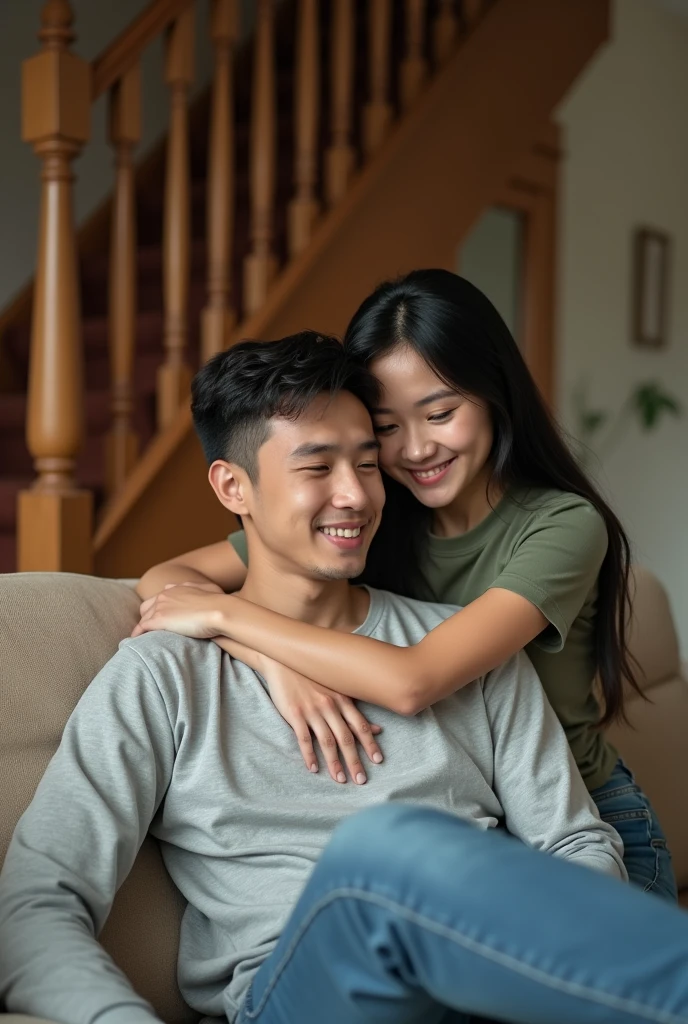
[227, 487, 617, 791]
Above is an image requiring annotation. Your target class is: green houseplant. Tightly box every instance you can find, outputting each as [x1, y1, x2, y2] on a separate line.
[572, 379, 682, 466]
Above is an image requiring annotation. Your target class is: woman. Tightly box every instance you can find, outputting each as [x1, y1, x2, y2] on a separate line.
[137, 269, 675, 900]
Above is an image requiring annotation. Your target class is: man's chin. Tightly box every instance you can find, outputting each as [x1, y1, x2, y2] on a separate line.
[307, 559, 366, 582]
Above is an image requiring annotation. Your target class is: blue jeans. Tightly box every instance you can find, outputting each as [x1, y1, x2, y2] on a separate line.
[590, 759, 677, 901]
[235, 804, 688, 1024]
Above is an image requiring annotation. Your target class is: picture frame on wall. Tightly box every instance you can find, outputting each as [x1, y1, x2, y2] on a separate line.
[632, 227, 671, 348]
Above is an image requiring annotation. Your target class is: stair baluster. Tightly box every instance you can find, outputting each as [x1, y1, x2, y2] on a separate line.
[400, 0, 427, 111]
[324, 0, 355, 207]
[158, 6, 195, 431]
[463, 0, 484, 27]
[18, 0, 93, 573]
[243, 0, 277, 317]
[363, 0, 393, 157]
[288, 0, 320, 257]
[434, 0, 458, 65]
[202, 0, 240, 364]
[106, 63, 141, 497]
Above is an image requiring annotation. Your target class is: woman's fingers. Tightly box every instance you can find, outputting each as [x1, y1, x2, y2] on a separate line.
[336, 699, 384, 767]
[307, 714, 350, 783]
[283, 711, 318, 774]
[320, 704, 370, 785]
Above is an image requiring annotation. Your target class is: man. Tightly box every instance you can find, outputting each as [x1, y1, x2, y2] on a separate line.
[2, 331, 671, 1024]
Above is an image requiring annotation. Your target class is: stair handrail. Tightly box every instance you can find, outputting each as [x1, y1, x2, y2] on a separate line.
[91, 0, 195, 100]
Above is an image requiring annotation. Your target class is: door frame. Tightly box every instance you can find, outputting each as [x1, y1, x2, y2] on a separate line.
[495, 123, 560, 407]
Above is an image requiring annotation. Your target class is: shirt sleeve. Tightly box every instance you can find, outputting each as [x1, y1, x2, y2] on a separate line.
[483, 651, 627, 881]
[488, 498, 608, 652]
[0, 648, 174, 1024]
[228, 528, 248, 566]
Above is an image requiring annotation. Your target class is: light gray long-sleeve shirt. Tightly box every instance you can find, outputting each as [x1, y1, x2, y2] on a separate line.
[0, 587, 626, 1024]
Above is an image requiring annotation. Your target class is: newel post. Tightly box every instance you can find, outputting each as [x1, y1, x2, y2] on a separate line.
[18, 0, 92, 573]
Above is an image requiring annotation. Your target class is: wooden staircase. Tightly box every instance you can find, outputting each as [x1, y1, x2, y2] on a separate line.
[0, 0, 610, 577]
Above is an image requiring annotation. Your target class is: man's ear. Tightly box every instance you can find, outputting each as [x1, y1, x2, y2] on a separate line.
[208, 460, 252, 517]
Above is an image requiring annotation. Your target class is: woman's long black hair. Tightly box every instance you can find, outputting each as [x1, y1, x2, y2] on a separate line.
[344, 268, 639, 726]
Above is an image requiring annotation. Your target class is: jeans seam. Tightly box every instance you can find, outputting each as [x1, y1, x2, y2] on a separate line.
[244, 886, 688, 1024]
[643, 814, 661, 894]
[596, 784, 639, 801]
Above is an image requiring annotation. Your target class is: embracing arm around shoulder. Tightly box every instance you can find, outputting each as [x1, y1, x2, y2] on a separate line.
[136, 537, 248, 600]
[204, 499, 607, 715]
[0, 649, 174, 1024]
[215, 587, 547, 716]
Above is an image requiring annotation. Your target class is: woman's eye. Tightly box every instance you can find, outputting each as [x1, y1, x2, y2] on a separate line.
[373, 423, 396, 435]
[428, 410, 453, 423]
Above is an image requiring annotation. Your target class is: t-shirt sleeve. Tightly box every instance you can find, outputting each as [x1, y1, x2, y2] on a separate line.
[488, 499, 608, 652]
[228, 528, 248, 565]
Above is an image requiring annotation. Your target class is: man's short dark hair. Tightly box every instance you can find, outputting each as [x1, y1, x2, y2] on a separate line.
[191, 331, 380, 480]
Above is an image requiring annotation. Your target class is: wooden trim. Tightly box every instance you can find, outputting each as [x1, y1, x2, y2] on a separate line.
[92, 0, 195, 99]
[494, 134, 559, 407]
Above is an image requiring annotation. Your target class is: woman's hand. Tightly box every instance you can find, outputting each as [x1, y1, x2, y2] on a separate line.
[131, 581, 226, 638]
[212, 637, 383, 785]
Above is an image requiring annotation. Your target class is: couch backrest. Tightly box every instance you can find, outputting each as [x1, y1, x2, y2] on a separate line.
[0, 572, 197, 1023]
[607, 566, 688, 889]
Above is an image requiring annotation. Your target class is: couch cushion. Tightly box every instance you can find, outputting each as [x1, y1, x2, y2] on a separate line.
[627, 566, 681, 693]
[0, 572, 197, 1024]
[608, 675, 688, 891]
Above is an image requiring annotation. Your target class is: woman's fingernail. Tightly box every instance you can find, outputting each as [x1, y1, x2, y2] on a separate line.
[337, 772, 346, 783]
[372, 752, 383, 763]
[309, 763, 318, 773]
[356, 773, 367, 785]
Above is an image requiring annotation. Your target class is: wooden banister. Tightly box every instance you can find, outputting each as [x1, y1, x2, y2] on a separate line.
[202, 0, 240, 363]
[401, 0, 428, 110]
[91, 0, 194, 100]
[158, 6, 195, 431]
[463, 0, 484, 28]
[106, 63, 141, 497]
[434, 0, 459, 65]
[18, 0, 93, 572]
[325, 0, 355, 206]
[288, 0, 320, 256]
[243, 0, 277, 317]
[363, 0, 393, 156]
[17, 0, 512, 575]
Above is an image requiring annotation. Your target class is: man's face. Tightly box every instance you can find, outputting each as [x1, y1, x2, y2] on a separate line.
[241, 391, 385, 581]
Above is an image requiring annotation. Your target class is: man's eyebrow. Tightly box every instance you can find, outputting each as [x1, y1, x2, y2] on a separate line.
[373, 388, 457, 415]
[289, 439, 381, 459]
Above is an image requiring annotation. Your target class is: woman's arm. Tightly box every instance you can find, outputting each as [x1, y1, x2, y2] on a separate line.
[136, 539, 247, 600]
[213, 587, 548, 715]
[133, 585, 546, 715]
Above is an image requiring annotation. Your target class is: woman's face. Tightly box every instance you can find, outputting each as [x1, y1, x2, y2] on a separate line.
[370, 344, 494, 512]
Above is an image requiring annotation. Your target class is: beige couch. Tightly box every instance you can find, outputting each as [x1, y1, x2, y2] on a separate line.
[0, 567, 686, 1023]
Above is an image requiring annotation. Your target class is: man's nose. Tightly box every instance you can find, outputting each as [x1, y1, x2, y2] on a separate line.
[330, 468, 368, 510]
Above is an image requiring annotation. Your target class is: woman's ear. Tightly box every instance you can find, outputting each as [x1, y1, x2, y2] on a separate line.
[208, 460, 251, 517]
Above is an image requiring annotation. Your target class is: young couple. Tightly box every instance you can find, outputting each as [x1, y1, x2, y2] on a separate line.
[138, 267, 675, 900]
[2, 270, 686, 1024]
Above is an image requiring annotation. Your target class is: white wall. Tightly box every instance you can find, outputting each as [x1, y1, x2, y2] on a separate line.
[0, 0, 219, 311]
[556, 0, 688, 655]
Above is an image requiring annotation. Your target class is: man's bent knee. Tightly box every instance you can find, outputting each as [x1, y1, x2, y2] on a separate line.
[320, 804, 477, 880]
